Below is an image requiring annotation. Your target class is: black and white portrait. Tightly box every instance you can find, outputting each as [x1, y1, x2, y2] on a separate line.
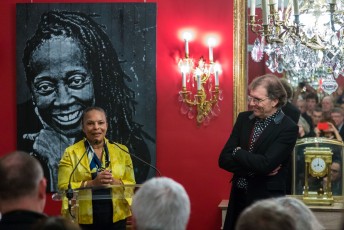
[16, 3, 156, 192]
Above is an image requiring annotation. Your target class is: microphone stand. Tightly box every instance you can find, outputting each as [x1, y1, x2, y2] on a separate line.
[66, 146, 89, 218]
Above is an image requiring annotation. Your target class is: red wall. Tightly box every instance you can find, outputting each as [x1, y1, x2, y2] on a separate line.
[0, 0, 233, 229]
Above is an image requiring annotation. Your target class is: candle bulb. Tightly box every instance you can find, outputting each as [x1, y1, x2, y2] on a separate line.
[250, 0, 256, 16]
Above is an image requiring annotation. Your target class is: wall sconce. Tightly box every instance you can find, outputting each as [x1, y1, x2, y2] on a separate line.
[178, 32, 223, 126]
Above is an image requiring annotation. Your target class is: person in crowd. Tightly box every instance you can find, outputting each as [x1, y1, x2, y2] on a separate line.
[58, 107, 136, 230]
[32, 216, 81, 230]
[314, 118, 342, 141]
[219, 74, 299, 230]
[19, 10, 152, 191]
[330, 107, 344, 140]
[280, 78, 300, 124]
[0, 151, 47, 229]
[274, 197, 324, 230]
[321, 95, 335, 120]
[235, 199, 296, 230]
[296, 98, 307, 115]
[305, 92, 319, 118]
[323, 160, 342, 195]
[312, 106, 323, 129]
[298, 116, 313, 138]
[131, 177, 190, 230]
[280, 79, 300, 195]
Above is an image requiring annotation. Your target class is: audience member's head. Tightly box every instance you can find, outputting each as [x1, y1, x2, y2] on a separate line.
[32, 216, 81, 230]
[330, 107, 344, 128]
[235, 199, 296, 230]
[298, 116, 310, 138]
[305, 92, 319, 113]
[296, 98, 307, 114]
[312, 106, 323, 126]
[330, 160, 342, 182]
[274, 197, 324, 230]
[0, 151, 46, 213]
[131, 177, 191, 230]
[322, 96, 334, 114]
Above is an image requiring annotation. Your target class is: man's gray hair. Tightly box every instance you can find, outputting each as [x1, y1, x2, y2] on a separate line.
[132, 177, 191, 230]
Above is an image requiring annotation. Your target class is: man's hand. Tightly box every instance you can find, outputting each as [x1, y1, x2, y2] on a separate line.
[268, 164, 281, 176]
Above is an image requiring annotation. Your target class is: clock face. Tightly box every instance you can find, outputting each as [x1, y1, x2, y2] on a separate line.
[310, 157, 326, 173]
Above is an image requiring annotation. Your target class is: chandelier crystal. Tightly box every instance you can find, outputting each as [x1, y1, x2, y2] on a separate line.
[250, 0, 343, 94]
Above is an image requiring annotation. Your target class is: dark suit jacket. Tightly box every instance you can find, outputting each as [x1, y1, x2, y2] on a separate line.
[282, 101, 300, 124]
[339, 124, 344, 141]
[219, 110, 298, 230]
[0, 210, 46, 230]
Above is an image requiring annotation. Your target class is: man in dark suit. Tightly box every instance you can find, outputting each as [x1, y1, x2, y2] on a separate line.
[331, 107, 344, 140]
[219, 74, 299, 230]
[280, 78, 300, 124]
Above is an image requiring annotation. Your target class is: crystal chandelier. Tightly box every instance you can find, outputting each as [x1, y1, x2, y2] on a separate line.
[250, 0, 344, 94]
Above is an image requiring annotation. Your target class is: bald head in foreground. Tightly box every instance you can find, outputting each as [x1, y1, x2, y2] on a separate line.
[0, 151, 47, 229]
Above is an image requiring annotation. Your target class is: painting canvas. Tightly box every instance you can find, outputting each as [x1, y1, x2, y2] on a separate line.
[16, 3, 156, 192]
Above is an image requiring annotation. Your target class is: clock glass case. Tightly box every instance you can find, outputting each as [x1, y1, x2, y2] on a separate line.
[292, 137, 344, 202]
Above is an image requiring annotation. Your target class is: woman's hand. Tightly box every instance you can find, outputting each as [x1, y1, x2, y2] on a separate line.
[94, 170, 115, 186]
[93, 170, 123, 186]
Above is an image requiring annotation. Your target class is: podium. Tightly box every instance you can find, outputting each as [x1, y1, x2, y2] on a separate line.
[52, 184, 141, 224]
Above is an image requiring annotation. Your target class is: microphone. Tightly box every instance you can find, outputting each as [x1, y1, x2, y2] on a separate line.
[109, 140, 162, 177]
[66, 141, 89, 218]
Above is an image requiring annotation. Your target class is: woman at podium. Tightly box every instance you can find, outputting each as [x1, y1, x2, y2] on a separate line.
[58, 107, 136, 230]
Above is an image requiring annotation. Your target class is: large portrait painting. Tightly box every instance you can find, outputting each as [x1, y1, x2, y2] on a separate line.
[16, 3, 157, 192]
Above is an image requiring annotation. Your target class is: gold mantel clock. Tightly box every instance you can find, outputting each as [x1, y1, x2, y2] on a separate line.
[303, 147, 334, 205]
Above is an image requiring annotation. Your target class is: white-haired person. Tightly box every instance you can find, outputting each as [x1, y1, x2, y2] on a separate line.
[131, 177, 190, 230]
[235, 199, 296, 230]
[274, 197, 324, 230]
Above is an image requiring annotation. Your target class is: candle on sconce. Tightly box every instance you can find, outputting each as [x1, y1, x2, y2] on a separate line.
[208, 37, 216, 63]
[180, 64, 188, 88]
[280, 0, 284, 17]
[182, 72, 186, 88]
[184, 40, 189, 57]
[183, 32, 192, 58]
[209, 45, 214, 63]
[262, 0, 269, 25]
[214, 63, 220, 87]
[196, 69, 202, 90]
[293, 0, 299, 15]
[215, 71, 219, 87]
[250, 0, 256, 16]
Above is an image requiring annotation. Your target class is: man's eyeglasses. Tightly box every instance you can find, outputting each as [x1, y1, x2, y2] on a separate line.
[247, 96, 269, 105]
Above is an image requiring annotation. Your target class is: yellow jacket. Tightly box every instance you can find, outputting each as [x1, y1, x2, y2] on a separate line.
[58, 138, 136, 224]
